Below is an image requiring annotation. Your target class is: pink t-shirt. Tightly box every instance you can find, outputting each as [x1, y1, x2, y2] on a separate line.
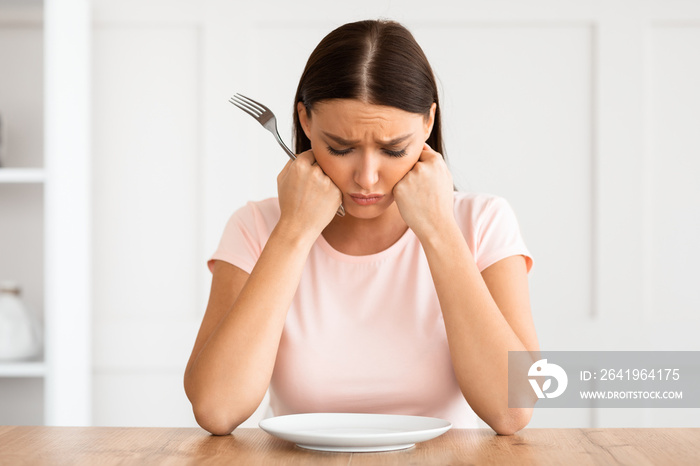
[209, 192, 533, 428]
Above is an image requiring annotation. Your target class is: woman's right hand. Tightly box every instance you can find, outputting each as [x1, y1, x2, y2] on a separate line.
[276, 150, 342, 237]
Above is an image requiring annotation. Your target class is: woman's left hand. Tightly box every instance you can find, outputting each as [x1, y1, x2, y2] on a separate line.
[393, 143, 456, 240]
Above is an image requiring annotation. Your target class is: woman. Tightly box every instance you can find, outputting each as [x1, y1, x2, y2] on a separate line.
[184, 19, 539, 436]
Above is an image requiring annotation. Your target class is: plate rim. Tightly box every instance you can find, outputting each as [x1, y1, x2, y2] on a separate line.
[259, 412, 452, 448]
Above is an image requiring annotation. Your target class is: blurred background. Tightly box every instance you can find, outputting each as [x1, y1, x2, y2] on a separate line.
[0, 0, 698, 429]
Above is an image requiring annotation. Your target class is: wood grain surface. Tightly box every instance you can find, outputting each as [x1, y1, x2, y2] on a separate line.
[0, 426, 698, 465]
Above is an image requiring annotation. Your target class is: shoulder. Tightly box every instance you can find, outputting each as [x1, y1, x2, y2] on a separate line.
[452, 191, 515, 226]
[219, 197, 280, 247]
[228, 197, 280, 229]
[246, 197, 281, 224]
[209, 198, 280, 273]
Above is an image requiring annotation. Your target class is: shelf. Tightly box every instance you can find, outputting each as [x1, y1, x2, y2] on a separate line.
[0, 0, 91, 426]
[0, 168, 45, 183]
[0, 361, 46, 377]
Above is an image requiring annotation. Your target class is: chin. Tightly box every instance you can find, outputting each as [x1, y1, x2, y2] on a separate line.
[344, 207, 382, 219]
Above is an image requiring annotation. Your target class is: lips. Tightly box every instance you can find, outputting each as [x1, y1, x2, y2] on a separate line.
[349, 193, 384, 206]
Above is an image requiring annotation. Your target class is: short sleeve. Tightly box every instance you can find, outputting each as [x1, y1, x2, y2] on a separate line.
[453, 193, 533, 273]
[474, 196, 533, 273]
[207, 201, 267, 274]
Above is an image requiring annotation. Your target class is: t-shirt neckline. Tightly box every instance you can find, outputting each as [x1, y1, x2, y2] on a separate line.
[315, 226, 415, 263]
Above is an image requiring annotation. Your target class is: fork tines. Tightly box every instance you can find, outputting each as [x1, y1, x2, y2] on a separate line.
[229, 93, 266, 118]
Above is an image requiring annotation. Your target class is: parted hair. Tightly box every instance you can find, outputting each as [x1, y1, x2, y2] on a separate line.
[293, 19, 444, 158]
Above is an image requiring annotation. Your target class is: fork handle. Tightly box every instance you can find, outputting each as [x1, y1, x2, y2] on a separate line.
[274, 133, 297, 161]
[274, 135, 345, 217]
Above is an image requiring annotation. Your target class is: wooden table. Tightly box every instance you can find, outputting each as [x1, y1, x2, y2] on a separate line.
[0, 426, 698, 465]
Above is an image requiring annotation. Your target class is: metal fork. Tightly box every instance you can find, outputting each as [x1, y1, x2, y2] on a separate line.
[229, 93, 345, 217]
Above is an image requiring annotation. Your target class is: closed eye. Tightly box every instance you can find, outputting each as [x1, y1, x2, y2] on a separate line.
[326, 145, 352, 156]
[327, 145, 408, 158]
[383, 148, 407, 158]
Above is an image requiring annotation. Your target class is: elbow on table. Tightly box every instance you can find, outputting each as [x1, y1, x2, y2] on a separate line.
[490, 408, 534, 436]
[192, 405, 247, 436]
[185, 380, 256, 435]
[188, 394, 256, 436]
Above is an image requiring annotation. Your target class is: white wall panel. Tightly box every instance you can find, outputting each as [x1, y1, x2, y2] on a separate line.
[93, 318, 198, 370]
[92, 26, 200, 322]
[91, 25, 202, 426]
[594, 22, 647, 327]
[649, 26, 700, 324]
[93, 372, 195, 427]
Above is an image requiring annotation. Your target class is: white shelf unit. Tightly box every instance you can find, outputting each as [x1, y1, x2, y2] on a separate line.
[0, 0, 91, 426]
[0, 168, 46, 183]
[0, 362, 46, 378]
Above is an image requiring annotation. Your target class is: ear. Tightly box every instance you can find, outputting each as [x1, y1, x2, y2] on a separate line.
[297, 101, 312, 140]
[423, 102, 437, 141]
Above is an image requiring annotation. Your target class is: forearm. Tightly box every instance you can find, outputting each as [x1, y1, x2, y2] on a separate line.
[185, 222, 316, 431]
[419, 223, 532, 434]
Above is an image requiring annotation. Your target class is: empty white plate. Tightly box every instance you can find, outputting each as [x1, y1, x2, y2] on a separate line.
[258, 413, 452, 452]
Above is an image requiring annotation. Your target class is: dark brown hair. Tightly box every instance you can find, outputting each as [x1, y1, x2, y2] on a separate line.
[293, 20, 444, 158]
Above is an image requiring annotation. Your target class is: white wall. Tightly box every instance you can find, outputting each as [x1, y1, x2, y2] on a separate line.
[89, 0, 700, 429]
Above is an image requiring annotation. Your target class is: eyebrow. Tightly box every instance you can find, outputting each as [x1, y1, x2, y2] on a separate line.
[322, 131, 414, 147]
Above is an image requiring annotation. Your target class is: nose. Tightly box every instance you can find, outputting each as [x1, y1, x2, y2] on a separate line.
[353, 151, 380, 190]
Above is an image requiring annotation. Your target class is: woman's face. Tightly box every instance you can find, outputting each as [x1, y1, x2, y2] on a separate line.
[298, 98, 436, 219]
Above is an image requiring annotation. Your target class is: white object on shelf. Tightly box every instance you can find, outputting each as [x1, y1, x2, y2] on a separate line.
[0, 168, 46, 183]
[0, 282, 42, 361]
